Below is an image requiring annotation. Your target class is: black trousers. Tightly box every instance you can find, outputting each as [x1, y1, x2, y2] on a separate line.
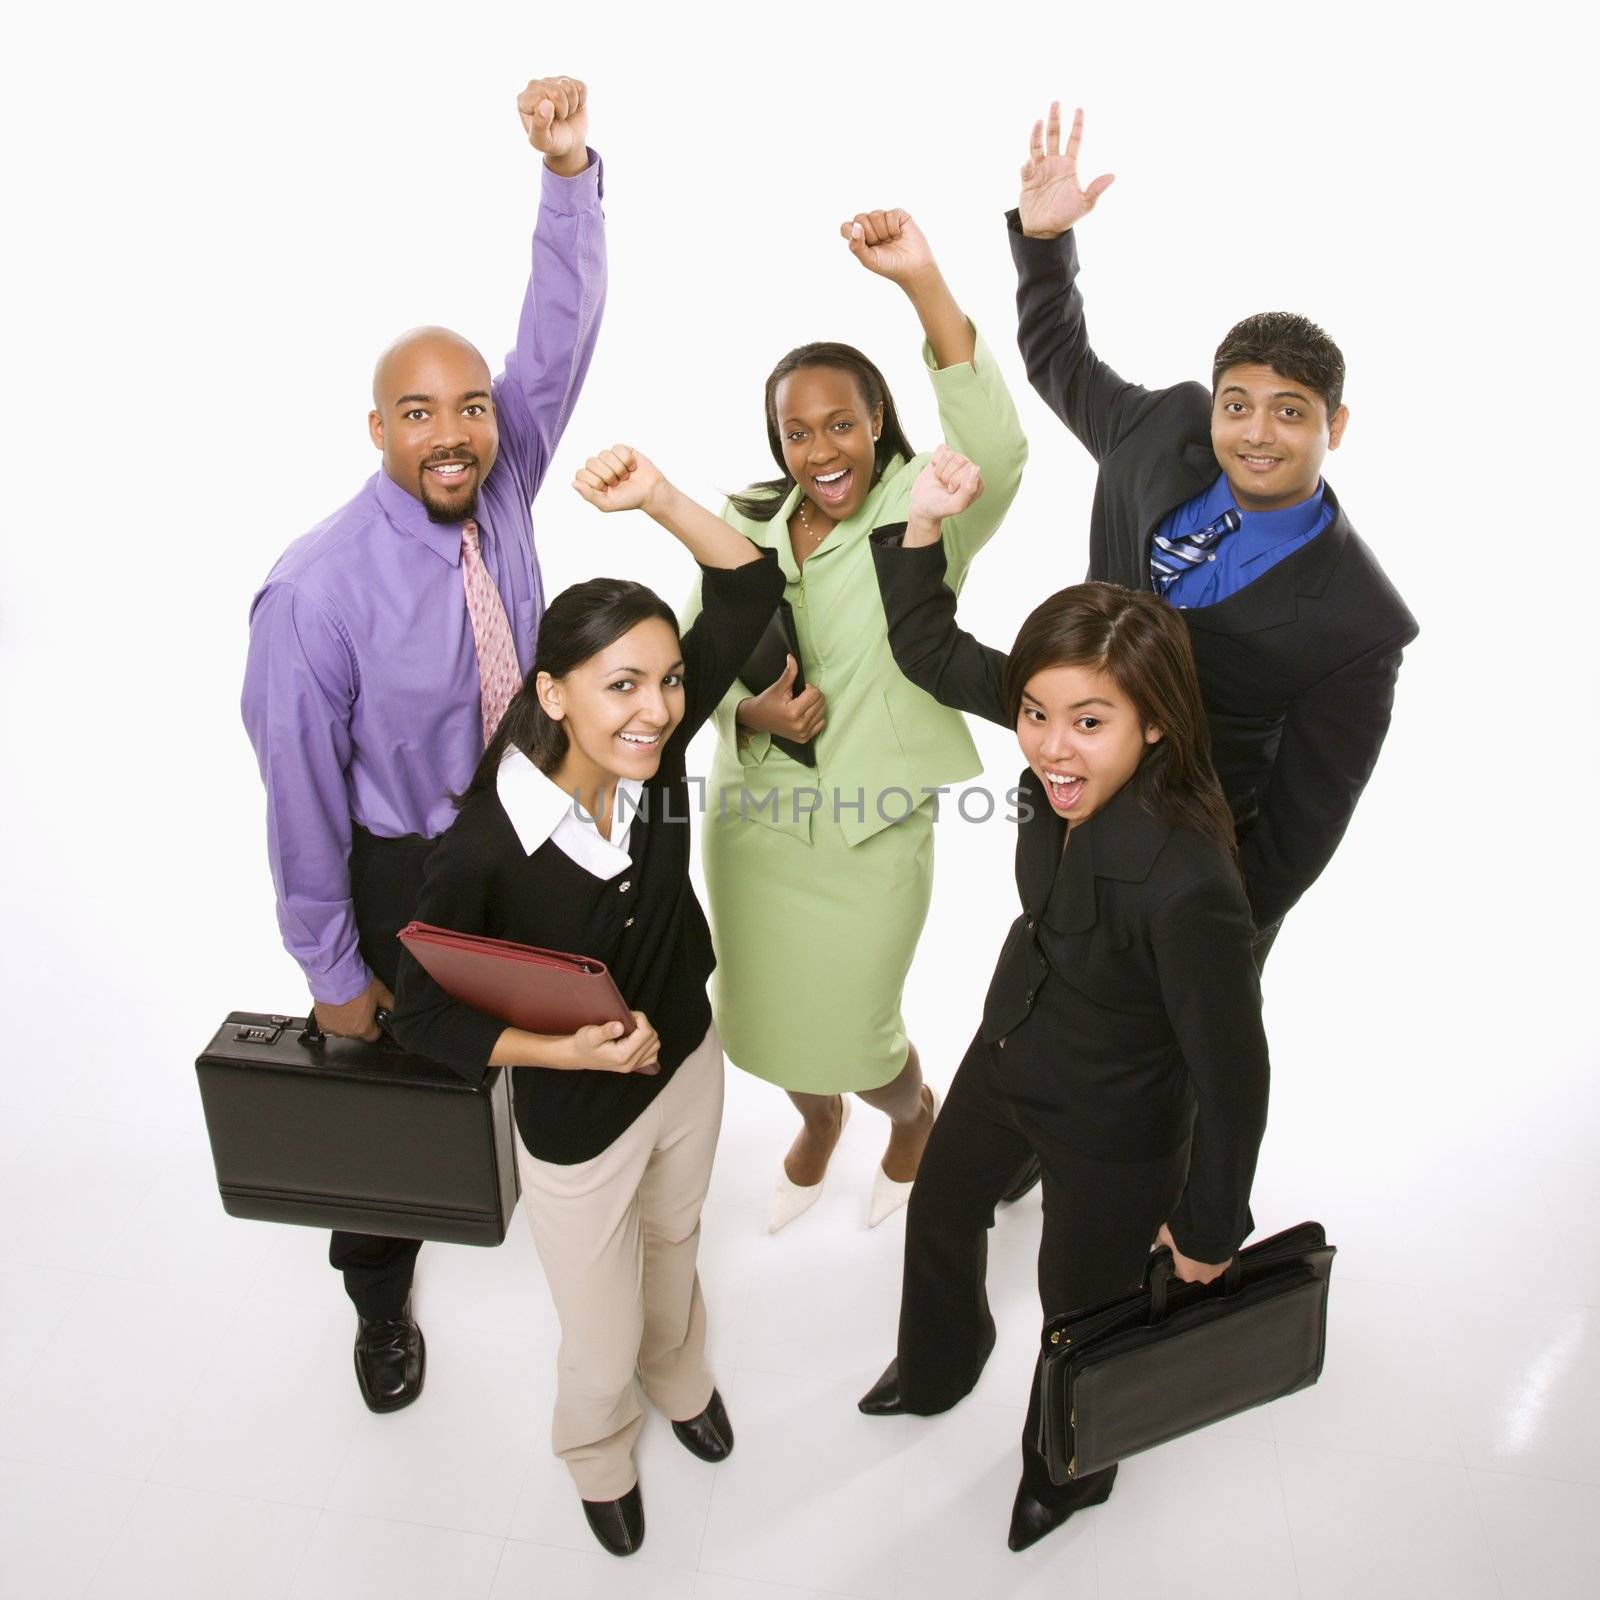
[897, 1032, 1190, 1505]
[326, 825, 436, 1321]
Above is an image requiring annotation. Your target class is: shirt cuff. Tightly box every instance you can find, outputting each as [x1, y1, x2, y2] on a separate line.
[921, 321, 987, 388]
[307, 949, 376, 1008]
[735, 728, 772, 767]
[1006, 208, 1078, 270]
[540, 147, 604, 210]
[870, 522, 952, 582]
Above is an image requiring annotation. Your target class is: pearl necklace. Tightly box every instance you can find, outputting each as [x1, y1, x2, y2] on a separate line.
[797, 498, 833, 545]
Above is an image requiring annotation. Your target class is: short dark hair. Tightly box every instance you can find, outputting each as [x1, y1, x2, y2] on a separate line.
[727, 341, 916, 522]
[1212, 312, 1345, 416]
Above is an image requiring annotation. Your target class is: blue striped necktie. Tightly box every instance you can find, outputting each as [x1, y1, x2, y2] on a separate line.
[1150, 508, 1241, 597]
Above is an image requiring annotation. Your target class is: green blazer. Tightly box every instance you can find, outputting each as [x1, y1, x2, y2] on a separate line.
[684, 328, 1028, 847]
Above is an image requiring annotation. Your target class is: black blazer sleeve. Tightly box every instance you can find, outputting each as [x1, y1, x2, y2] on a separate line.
[1239, 628, 1414, 931]
[675, 547, 785, 743]
[1151, 865, 1270, 1263]
[870, 525, 1010, 727]
[388, 804, 510, 1084]
[1008, 212, 1166, 463]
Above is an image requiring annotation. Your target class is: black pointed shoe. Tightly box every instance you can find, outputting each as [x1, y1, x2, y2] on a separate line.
[353, 1301, 425, 1413]
[671, 1388, 734, 1462]
[857, 1359, 908, 1416]
[1007, 1465, 1117, 1552]
[582, 1482, 645, 1557]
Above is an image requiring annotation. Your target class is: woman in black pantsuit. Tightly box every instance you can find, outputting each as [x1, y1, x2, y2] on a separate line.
[859, 448, 1270, 1553]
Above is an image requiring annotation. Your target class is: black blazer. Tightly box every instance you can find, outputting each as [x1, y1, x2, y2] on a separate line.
[871, 528, 1269, 1262]
[1009, 215, 1420, 931]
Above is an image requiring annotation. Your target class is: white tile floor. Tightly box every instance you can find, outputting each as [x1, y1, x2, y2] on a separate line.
[3, 1065, 1597, 1600]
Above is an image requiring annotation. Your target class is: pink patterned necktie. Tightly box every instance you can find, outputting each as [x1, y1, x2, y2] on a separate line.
[460, 520, 522, 743]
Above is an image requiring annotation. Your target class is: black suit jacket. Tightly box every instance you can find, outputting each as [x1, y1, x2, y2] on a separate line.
[1009, 215, 1419, 931]
[871, 529, 1269, 1262]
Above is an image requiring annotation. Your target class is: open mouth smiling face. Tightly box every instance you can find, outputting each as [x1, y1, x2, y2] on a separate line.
[775, 365, 883, 526]
[1015, 661, 1160, 828]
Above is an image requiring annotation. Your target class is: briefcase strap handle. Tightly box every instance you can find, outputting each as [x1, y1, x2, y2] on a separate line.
[1146, 1249, 1245, 1323]
[299, 1005, 396, 1049]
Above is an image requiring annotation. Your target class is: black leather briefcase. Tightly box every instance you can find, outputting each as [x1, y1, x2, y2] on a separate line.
[195, 1011, 519, 1246]
[1037, 1220, 1335, 1483]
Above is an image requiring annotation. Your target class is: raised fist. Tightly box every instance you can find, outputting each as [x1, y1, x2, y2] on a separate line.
[518, 76, 589, 175]
[909, 445, 985, 527]
[840, 208, 936, 285]
[572, 445, 665, 515]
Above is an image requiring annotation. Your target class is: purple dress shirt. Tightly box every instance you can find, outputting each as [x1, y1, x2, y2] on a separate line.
[242, 154, 606, 1005]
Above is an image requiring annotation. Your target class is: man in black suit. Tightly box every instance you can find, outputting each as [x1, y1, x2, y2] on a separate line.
[997, 105, 1416, 1201]
[1009, 104, 1416, 953]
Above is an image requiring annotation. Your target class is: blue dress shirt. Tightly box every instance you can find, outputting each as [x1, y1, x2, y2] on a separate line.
[1156, 476, 1333, 609]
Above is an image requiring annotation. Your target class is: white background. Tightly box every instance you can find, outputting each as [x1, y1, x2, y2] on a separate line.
[2, 3, 1596, 1597]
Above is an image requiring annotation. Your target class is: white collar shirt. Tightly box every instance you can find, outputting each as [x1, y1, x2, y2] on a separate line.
[495, 748, 641, 881]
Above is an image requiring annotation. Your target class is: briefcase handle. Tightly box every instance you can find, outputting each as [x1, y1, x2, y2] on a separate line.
[299, 1005, 397, 1049]
[1145, 1248, 1245, 1323]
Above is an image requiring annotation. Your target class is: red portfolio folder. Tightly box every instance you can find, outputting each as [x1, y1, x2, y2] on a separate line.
[397, 922, 635, 1038]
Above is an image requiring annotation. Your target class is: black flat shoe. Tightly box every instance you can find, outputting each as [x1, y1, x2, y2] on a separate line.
[857, 1358, 908, 1416]
[672, 1388, 734, 1462]
[999, 1156, 1042, 1206]
[353, 1301, 425, 1413]
[582, 1482, 645, 1557]
[1007, 1465, 1117, 1552]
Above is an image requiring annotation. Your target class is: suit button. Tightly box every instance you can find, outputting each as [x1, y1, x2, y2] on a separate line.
[1026, 918, 1036, 932]
[618, 880, 631, 894]
[998, 1037, 1007, 1050]
[1025, 990, 1035, 1005]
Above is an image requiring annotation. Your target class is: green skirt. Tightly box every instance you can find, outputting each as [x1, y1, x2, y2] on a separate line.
[702, 797, 934, 1094]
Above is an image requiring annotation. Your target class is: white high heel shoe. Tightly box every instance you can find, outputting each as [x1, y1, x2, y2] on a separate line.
[866, 1086, 941, 1229]
[767, 1098, 851, 1234]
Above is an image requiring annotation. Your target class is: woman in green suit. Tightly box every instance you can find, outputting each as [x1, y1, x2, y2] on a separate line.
[684, 209, 1028, 1231]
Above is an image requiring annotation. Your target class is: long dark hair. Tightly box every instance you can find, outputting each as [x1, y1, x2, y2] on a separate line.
[727, 341, 916, 521]
[1002, 582, 1237, 861]
[457, 577, 680, 804]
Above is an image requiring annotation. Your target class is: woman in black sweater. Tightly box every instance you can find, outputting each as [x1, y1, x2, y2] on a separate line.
[858, 447, 1270, 1553]
[391, 447, 782, 1559]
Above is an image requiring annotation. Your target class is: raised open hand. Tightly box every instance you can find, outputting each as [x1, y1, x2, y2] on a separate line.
[1018, 103, 1114, 240]
[572, 445, 665, 515]
[840, 209, 935, 285]
[518, 76, 589, 175]
[907, 445, 984, 536]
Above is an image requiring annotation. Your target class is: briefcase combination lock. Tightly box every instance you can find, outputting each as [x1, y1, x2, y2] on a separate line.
[232, 1020, 287, 1046]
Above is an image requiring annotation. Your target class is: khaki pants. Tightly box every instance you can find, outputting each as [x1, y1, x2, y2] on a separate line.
[517, 1022, 723, 1500]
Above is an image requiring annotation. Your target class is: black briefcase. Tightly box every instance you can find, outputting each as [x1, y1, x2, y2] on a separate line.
[195, 1010, 519, 1246]
[1037, 1220, 1335, 1483]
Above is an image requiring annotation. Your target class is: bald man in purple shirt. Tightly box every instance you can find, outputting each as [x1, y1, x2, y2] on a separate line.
[241, 75, 606, 1412]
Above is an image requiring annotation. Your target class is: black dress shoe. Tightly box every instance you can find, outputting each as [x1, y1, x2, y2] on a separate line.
[857, 1358, 908, 1416]
[582, 1482, 645, 1557]
[1007, 1464, 1117, 1552]
[353, 1301, 425, 1413]
[999, 1156, 1042, 1206]
[671, 1388, 734, 1462]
